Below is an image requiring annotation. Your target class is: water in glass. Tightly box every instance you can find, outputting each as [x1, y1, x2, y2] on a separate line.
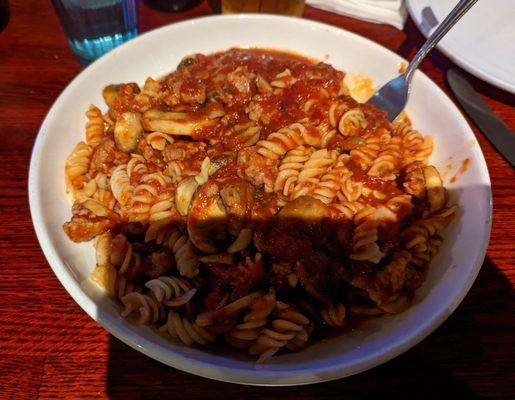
[52, 0, 138, 65]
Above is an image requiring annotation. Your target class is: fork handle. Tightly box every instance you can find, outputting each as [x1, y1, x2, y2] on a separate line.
[405, 0, 478, 83]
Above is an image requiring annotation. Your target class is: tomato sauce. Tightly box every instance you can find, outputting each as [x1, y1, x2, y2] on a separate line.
[166, 48, 344, 140]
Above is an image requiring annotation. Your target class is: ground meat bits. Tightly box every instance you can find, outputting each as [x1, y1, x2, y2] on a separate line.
[63, 202, 117, 242]
[236, 147, 277, 193]
[90, 138, 130, 175]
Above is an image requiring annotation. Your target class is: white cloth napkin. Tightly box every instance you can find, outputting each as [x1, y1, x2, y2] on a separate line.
[306, 0, 407, 30]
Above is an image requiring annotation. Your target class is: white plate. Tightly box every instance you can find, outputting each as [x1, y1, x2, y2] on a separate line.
[407, 0, 515, 94]
[29, 15, 492, 385]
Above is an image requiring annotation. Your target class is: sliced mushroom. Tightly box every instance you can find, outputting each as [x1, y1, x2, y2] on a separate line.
[177, 55, 199, 71]
[203, 102, 225, 119]
[102, 83, 140, 107]
[114, 112, 143, 153]
[220, 179, 254, 236]
[278, 195, 329, 223]
[187, 181, 228, 253]
[208, 152, 236, 176]
[378, 294, 410, 314]
[278, 195, 330, 245]
[295, 260, 330, 302]
[142, 109, 218, 136]
[175, 176, 199, 217]
[227, 228, 253, 253]
[424, 165, 446, 212]
[102, 84, 123, 107]
[90, 263, 117, 297]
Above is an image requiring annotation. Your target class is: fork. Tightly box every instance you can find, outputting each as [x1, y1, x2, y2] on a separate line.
[367, 0, 478, 121]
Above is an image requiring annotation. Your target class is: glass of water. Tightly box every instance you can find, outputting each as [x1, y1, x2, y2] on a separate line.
[51, 0, 138, 66]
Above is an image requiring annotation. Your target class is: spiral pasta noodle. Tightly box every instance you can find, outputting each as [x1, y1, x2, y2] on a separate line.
[158, 228, 200, 278]
[337, 108, 368, 136]
[257, 122, 322, 160]
[350, 206, 384, 264]
[401, 205, 457, 254]
[368, 136, 402, 179]
[328, 100, 349, 128]
[121, 292, 165, 324]
[311, 155, 351, 204]
[127, 154, 149, 179]
[146, 131, 174, 151]
[159, 310, 217, 346]
[65, 141, 92, 194]
[127, 185, 155, 222]
[110, 234, 141, 278]
[85, 105, 105, 147]
[290, 149, 338, 200]
[145, 276, 196, 307]
[329, 200, 365, 220]
[226, 291, 276, 349]
[350, 136, 381, 170]
[249, 302, 311, 363]
[110, 164, 134, 206]
[274, 146, 314, 197]
[320, 302, 346, 327]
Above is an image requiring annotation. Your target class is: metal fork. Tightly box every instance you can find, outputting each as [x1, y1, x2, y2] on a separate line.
[367, 0, 478, 121]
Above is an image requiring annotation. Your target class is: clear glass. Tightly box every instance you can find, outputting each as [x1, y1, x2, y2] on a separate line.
[51, 0, 138, 66]
[221, 0, 305, 16]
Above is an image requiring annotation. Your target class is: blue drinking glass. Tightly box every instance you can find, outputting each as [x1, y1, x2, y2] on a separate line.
[51, 0, 139, 66]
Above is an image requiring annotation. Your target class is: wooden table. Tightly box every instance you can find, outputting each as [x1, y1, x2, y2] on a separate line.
[1, 1, 513, 398]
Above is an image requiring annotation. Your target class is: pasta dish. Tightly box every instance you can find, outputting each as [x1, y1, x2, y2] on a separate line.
[63, 48, 456, 363]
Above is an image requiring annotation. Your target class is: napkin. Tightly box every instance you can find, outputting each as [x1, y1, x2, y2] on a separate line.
[306, 0, 407, 30]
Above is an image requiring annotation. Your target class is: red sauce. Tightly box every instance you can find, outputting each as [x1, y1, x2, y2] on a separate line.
[168, 48, 344, 142]
[460, 157, 471, 174]
[450, 157, 471, 183]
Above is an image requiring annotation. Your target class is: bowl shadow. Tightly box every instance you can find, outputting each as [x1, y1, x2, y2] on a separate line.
[105, 256, 513, 398]
[102, 180, 507, 397]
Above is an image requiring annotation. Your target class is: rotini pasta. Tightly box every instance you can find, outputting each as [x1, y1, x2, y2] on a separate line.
[159, 310, 217, 346]
[158, 227, 200, 278]
[110, 164, 133, 206]
[110, 234, 141, 278]
[65, 141, 92, 195]
[350, 206, 384, 264]
[401, 205, 457, 254]
[320, 302, 346, 327]
[145, 276, 196, 306]
[226, 291, 276, 348]
[311, 155, 350, 204]
[256, 122, 310, 160]
[274, 146, 314, 197]
[63, 49, 456, 363]
[85, 105, 105, 147]
[290, 148, 338, 200]
[248, 302, 310, 363]
[121, 292, 164, 324]
[337, 108, 368, 136]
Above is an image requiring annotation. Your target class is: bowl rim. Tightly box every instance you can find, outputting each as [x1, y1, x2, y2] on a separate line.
[28, 14, 492, 386]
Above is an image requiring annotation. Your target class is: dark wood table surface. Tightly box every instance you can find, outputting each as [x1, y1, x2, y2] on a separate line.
[1, 1, 514, 398]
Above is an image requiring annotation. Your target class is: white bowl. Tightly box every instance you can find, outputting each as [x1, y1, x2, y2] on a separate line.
[29, 15, 492, 385]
